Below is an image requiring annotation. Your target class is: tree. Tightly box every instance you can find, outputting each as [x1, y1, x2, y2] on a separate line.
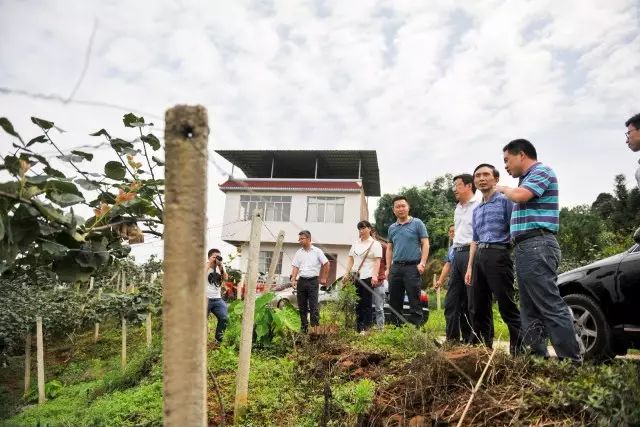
[0, 114, 164, 282]
[373, 174, 456, 258]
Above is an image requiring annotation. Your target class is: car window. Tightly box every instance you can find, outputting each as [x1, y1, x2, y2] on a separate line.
[629, 244, 640, 254]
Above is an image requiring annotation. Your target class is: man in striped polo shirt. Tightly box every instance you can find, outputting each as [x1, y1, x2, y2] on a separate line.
[465, 164, 522, 355]
[496, 139, 580, 361]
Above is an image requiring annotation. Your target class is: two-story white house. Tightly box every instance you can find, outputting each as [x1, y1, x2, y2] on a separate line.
[216, 150, 381, 285]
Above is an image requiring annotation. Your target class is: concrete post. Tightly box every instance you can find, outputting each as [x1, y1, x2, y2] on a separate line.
[163, 105, 209, 427]
[234, 210, 262, 422]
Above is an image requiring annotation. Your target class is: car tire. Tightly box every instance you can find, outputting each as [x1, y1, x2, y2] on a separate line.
[564, 294, 614, 361]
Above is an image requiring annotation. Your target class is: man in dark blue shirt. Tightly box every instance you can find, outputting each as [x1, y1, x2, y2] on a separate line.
[465, 164, 522, 355]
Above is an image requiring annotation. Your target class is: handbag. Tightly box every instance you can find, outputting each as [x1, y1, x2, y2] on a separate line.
[349, 241, 375, 284]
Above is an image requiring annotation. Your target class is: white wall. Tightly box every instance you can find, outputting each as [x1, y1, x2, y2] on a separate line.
[221, 190, 363, 246]
[237, 242, 352, 285]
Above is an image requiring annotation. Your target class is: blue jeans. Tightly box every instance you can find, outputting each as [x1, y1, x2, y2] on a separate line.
[515, 234, 580, 360]
[372, 281, 386, 328]
[207, 298, 228, 342]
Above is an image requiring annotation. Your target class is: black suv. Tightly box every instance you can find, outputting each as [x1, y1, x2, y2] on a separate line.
[558, 233, 640, 360]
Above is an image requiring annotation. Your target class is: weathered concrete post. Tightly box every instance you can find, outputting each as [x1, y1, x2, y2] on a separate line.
[24, 333, 31, 394]
[36, 316, 45, 404]
[163, 105, 209, 427]
[266, 230, 285, 288]
[234, 209, 262, 422]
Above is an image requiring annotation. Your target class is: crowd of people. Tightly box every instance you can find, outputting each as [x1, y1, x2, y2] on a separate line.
[204, 113, 640, 361]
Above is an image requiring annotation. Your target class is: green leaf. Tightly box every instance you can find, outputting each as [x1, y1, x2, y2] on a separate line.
[110, 138, 134, 154]
[71, 150, 93, 161]
[3, 156, 20, 175]
[27, 135, 48, 147]
[151, 156, 165, 166]
[141, 134, 161, 150]
[90, 129, 111, 138]
[42, 240, 67, 255]
[75, 178, 100, 191]
[0, 117, 22, 141]
[104, 161, 126, 180]
[57, 154, 84, 162]
[123, 113, 145, 128]
[43, 166, 66, 179]
[48, 192, 84, 207]
[26, 175, 49, 184]
[31, 116, 54, 130]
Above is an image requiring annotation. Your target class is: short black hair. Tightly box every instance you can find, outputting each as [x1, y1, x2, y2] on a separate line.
[392, 195, 409, 205]
[473, 163, 500, 178]
[453, 173, 476, 193]
[208, 248, 221, 257]
[503, 139, 537, 160]
[298, 230, 311, 239]
[357, 220, 372, 229]
[625, 113, 640, 129]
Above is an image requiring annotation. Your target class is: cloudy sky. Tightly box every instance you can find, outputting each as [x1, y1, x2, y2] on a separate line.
[1, 0, 639, 260]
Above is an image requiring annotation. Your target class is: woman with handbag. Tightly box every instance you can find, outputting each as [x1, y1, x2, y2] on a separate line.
[342, 220, 383, 333]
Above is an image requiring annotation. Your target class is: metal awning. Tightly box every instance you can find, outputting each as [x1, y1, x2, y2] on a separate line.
[215, 150, 380, 196]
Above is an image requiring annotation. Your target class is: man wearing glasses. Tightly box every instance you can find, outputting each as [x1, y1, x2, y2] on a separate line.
[291, 230, 329, 333]
[625, 113, 640, 187]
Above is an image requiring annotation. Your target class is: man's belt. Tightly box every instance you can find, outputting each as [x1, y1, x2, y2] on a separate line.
[393, 260, 420, 266]
[299, 276, 318, 280]
[477, 243, 510, 250]
[513, 228, 555, 245]
[454, 245, 470, 252]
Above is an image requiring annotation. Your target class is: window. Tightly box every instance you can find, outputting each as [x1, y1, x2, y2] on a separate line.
[259, 250, 282, 275]
[306, 196, 345, 223]
[239, 195, 291, 221]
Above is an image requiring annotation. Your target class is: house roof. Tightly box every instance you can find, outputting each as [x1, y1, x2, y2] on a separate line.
[215, 150, 380, 196]
[219, 179, 362, 193]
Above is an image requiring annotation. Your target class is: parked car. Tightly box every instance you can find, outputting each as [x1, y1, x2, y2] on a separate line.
[274, 279, 429, 325]
[558, 232, 640, 360]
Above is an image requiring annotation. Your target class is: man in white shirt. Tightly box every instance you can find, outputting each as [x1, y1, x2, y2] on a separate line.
[444, 174, 479, 344]
[291, 230, 329, 333]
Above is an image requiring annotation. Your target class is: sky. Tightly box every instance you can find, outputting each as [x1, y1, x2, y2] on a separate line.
[1, 0, 639, 262]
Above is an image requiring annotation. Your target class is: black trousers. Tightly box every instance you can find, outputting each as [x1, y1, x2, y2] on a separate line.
[471, 247, 522, 354]
[355, 277, 374, 332]
[444, 250, 473, 342]
[389, 264, 424, 326]
[296, 276, 319, 332]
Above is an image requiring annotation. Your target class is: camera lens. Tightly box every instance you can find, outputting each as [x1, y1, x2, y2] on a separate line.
[216, 255, 223, 261]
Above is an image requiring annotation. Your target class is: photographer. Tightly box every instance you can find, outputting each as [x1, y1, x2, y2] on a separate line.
[206, 248, 229, 343]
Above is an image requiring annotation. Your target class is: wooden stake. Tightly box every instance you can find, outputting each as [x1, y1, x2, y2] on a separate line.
[456, 347, 498, 427]
[234, 210, 263, 422]
[36, 316, 45, 404]
[121, 316, 127, 369]
[94, 288, 102, 343]
[163, 105, 209, 427]
[434, 274, 441, 310]
[24, 333, 31, 394]
[266, 230, 285, 288]
[146, 312, 153, 348]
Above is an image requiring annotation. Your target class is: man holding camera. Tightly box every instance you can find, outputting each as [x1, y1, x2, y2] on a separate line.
[206, 248, 229, 343]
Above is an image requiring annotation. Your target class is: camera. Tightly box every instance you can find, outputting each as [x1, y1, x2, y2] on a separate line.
[215, 255, 223, 261]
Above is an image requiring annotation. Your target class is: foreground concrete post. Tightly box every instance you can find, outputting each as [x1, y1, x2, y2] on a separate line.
[163, 105, 209, 427]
